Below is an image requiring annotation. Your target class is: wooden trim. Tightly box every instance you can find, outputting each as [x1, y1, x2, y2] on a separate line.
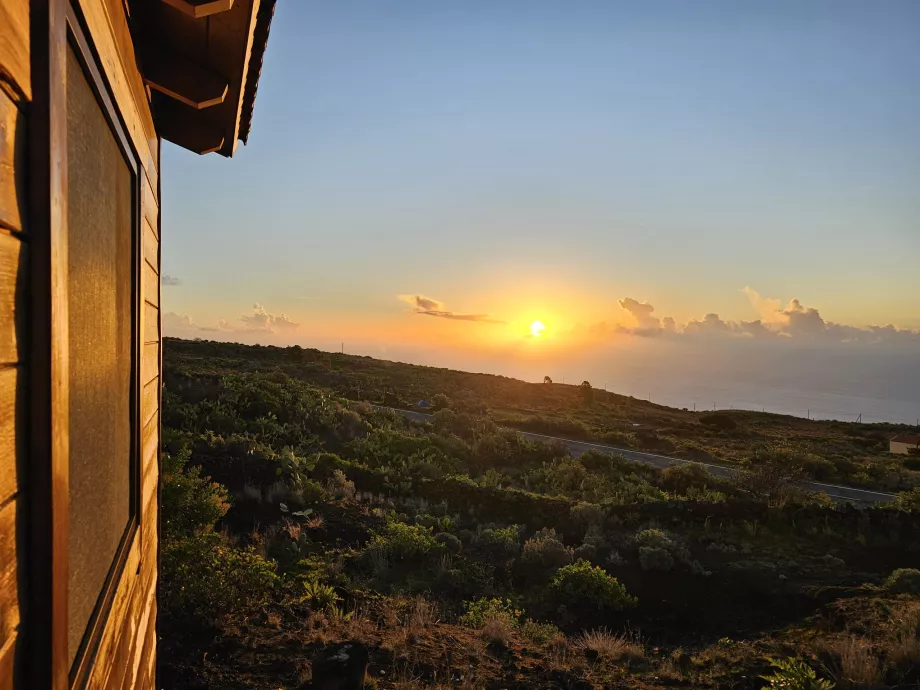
[28, 0, 70, 686]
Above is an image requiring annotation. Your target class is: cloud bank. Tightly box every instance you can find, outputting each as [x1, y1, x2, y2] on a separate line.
[161, 274, 181, 286]
[164, 303, 300, 338]
[617, 288, 919, 345]
[398, 294, 501, 323]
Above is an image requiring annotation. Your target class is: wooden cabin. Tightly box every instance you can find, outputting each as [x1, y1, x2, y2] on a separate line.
[0, 0, 276, 686]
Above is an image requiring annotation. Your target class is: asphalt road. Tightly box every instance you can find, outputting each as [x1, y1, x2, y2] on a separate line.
[377, 406, 896, 505]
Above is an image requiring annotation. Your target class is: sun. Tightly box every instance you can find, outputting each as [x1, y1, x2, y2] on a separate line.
[530, 320, 547, 338]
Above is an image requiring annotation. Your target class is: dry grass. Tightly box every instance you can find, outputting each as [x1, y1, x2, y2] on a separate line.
[305, 514, 325, 530]
[265, 611, 282, 629]
[822, 636, 884, 689]
[885, 614, 920, 673]
[546, 633, 572, 669]
[575, 628, 645, 663]
[480, 615, 515, 646]
[408, 596, 440, 629]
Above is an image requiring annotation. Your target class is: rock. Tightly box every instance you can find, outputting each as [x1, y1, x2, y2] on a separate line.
[309, 642, 369, 690]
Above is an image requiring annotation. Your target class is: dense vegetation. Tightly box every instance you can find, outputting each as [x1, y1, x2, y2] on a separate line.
[160, 338, 920, 689]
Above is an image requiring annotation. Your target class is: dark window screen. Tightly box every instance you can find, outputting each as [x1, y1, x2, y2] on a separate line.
[65, 44, 135, 667]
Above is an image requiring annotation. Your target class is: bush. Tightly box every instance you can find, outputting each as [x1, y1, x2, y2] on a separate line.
[368, 520, 443, 561]
[520, 619, 560, 644]
[161, 449, 229, 540]
[522, 528, 573, 569]
[549, 559, 636, 611]
[659, 463, 713, 494]
[435, 532, 462, 553]
[760, 658, 834, 690]
[894, 487, 920, 512]
[161, 531, 278, 625]
[459, 597, 522, 629]
[639, 546, 675, 572]
[884, 568, 920, 594]
[635, 528, 690, 572]
[699, 414, 737, 431]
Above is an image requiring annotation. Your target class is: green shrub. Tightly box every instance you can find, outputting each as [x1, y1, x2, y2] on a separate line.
[480, 525, 521, 555]
[368, 520, 443, 560]
[300, 579, 341, 610]
[435, 532, 462, 553]
[893, 487, 920, 512]
[549, 559, 636, 611]
[639, 546, 675, 572]
[161, 449, 229, 540]
[520, 619, 561, 644]
[699, 414, 737, 431]
[759, 657, 834, 690]
[884, 568, 920, 594]
[161, 531, 278, 625]
[522, 528, 573, 569]
[459, 597, 522, 629]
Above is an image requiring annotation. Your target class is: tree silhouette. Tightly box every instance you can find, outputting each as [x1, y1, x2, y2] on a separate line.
[580, 381, 594, 404]
[543, 376, 553, 384]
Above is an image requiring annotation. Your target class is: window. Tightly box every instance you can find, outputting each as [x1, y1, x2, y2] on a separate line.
[64, 27, 140, 678]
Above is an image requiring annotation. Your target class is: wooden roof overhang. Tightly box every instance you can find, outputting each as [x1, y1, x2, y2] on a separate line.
[127, 0, 276, 156]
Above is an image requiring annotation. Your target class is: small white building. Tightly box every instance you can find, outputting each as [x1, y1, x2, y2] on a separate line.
[890, 434, 920, 455]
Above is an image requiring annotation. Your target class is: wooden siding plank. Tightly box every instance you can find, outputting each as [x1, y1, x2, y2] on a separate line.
[143, 261, 158, 308]
[0, 233, 24, 364]
[142, 218, 158, 272]
[74, 0, 159, 186]
[0, 498, 20, 657]
[141, 377, 159, 429]
[0, 90, 27, 232]
[122, 575, 156, 689]
[0, 0, 31, 102]
[142, 342, 159, 388]
[141, 175, 158, 239]
[144, 302, 159, 344]
[0, 367, 21, 505]
[85, 536, 140, 690]
[0, 630, 17, 689]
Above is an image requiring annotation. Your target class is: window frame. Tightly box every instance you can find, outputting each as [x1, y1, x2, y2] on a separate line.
[28, 1, 144, 687]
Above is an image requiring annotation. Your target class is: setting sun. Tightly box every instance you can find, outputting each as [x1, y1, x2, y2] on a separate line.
[530, 320, 547, 338]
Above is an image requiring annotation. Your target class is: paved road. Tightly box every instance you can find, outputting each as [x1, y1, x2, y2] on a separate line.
[377, 406, 896, 505]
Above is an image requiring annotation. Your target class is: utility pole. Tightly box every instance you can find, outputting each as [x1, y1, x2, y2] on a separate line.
[693, 403, 696, 411]
[341, 342, 344, 354]
[712, 402, 715, 411]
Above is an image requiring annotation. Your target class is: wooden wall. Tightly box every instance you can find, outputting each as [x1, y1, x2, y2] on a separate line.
[0, 0, 31, 684]
[0, 0, 160, 686]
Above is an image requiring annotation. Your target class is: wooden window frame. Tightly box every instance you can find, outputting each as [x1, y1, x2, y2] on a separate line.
[29, 1, 144, 688]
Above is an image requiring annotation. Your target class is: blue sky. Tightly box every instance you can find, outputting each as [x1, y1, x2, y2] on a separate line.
[162, 0, 920, 347]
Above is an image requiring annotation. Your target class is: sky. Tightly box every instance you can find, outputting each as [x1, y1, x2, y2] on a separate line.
[161, 1, 920, 422]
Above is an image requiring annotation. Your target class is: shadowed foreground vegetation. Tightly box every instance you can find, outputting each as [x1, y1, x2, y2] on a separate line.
[159, 338, 920, 689]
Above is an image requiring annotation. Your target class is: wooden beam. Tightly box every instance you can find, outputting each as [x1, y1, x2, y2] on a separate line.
[152, 97, 224, 154]
[160, 0, 233, 19]
[142, 52, 227, 109]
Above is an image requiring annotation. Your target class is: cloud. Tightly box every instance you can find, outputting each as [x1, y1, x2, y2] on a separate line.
[163, 312, 197, 332]
[163, 303, 299, 338]
[240, 303, 300, 333]
[161, 274, 182, 287]
[615, 289, 920, 345]
[684, 313, 731, 335]
[617, 297, 669, 337]
[398, 294, 501, 323]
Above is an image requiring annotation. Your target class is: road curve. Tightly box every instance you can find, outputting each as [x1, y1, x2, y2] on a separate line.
[376, 406, 896, 505]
